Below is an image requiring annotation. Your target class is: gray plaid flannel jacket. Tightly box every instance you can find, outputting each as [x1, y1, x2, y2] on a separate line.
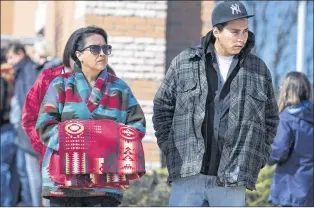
[153, 32, 279, 190]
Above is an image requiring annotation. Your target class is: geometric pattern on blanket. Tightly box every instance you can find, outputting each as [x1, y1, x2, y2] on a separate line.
[58, 119, 146, 180]
[47, 149, 131, 189]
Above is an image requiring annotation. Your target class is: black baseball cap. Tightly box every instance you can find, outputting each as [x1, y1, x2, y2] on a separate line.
[212, 1, 254, 27]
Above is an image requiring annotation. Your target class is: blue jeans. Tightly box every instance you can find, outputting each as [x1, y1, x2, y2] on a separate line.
[1, 124, 32, 206]
[25, 153, 41, 206]
[169, 174, 246, 206]
[9, 96, 40, 206]
[1, 124, 16, 206]
[10, 147, 33, 206]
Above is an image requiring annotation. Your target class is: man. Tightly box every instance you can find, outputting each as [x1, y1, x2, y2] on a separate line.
[6, 41, 41, 206]
[153, 1, 279, 206]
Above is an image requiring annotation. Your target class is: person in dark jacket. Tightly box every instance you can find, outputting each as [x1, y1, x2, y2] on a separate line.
[268, 72, 313, 207]
[6, 41, 41, 206]
[1, 48, 16, 207]
[153, 1, 279, 206]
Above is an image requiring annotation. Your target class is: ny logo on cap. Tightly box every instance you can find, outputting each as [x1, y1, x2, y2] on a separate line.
[230, 4, 241, 15]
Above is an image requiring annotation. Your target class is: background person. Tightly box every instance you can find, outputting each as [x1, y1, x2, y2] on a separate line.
[268, 72, 313, 207]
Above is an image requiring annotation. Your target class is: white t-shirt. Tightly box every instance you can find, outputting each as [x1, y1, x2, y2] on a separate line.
[215, 52, 234, 83]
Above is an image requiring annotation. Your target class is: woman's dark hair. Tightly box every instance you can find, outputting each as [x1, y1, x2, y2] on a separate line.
[69, 25, 108, 68]
[278, 71, 312, 112]
[62, 32, 77, 68]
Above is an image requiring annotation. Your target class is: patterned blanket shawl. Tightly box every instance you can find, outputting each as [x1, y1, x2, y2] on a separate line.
[36, 65, 146, 191]
[58, 119, 145, 177]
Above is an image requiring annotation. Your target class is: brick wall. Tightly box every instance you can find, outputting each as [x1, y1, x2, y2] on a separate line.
[85, 16, 165, 39]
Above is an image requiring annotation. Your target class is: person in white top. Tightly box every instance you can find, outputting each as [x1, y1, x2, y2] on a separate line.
[215, 50, 234, 83]
[153, 1, 279, 207]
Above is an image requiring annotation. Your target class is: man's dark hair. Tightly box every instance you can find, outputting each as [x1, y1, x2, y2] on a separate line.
[212, 22, 229, 43]
[7, 41, 26, 55]
[214, 22, 228, 32]
[1, 48, 7, 64]
[69, 25, 108, 67]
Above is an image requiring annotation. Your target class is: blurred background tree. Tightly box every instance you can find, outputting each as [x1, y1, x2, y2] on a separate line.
[245, 1, 313, 87]
[246, 165, 276, 207]
[121, 168, 170, 207]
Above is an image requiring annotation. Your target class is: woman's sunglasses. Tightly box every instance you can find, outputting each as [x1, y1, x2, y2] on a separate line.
[79, 44, 112, 55]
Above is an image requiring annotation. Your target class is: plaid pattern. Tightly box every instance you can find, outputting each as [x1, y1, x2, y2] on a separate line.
[22, 66, 63, 169]
[36, 64, 146, 198]
[153, 39, 279, 190]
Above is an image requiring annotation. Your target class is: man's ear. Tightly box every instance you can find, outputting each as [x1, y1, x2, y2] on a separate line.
[213, 27, 219, 38]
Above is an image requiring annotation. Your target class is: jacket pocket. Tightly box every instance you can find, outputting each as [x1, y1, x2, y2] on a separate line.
[244, 87, 267, 122]
[176, 81, 197, 115]
[177, 80, 197, 92]
[246, 87, 267, 102]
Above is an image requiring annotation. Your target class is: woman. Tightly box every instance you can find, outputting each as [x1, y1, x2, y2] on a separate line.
[22, 30, 117, 170]
[268, 72, 313, 207]
[35, 26, 146, 206]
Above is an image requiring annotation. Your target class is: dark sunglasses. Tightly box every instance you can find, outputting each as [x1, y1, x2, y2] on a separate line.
[79, 44, 112, 55]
